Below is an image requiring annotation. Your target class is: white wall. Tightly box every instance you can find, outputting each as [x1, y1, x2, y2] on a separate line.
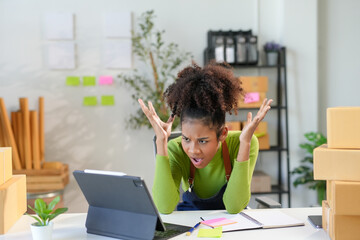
[0, 0, 322, 212]
[318, 0, 360, 134]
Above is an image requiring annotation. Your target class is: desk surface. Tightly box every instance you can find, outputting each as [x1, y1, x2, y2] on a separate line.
[1, 207, 330, 240]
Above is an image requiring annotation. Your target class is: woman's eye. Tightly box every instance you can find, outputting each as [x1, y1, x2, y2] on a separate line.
[182, 137, 190, 142]
[199, 140, 207, 144]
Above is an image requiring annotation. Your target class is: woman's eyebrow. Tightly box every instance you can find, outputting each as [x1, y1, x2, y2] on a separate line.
[197, 137, 209, 140]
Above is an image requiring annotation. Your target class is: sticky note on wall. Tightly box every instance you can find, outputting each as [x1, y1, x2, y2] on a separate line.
[244, 92, 260, 103]
[83, 76, 96, 86]
[66, 76, 80, 86]
[83, 96, 97, 106]
[101, 96, 115, 106]
[99, 76, 113, 85]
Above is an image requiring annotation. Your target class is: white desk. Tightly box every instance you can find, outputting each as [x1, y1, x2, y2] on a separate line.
[1, 208, 330, 240]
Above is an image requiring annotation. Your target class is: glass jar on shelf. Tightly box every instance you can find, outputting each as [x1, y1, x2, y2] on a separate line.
[214, 37, 225, 62]
[236, 36, 247, 64]
[225, 37, 235, 64]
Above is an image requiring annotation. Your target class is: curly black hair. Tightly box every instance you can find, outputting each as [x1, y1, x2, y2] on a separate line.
[164, 62, 243, 135]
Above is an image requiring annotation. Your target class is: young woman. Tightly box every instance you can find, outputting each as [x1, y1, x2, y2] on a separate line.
[139, 62, 272, 214]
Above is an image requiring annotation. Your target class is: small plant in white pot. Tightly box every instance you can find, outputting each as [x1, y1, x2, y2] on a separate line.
[26, 196, 68, 240]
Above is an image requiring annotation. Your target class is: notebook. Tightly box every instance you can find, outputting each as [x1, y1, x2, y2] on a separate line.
[220, 209, 305, 232]
[73, 169, 191, 240]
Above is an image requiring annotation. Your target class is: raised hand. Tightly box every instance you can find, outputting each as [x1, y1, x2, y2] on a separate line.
[240, 98, 273, 144]
[138, 99, 175, 142]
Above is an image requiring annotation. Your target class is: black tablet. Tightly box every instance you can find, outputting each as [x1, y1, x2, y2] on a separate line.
[73, 170, 190, 240]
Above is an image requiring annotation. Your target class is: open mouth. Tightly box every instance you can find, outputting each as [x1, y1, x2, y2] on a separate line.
[191, 158, 204, 165]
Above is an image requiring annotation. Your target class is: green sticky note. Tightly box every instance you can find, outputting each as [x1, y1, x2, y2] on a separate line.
[83, 96, 97, 106]
[66, 76, 80, 86]
[197, 227, 222, 238]
[101, 95, 115, 106]
[83, 76, 96, 86]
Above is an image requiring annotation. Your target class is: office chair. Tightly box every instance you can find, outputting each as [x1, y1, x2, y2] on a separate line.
[153, 132, 281, 209]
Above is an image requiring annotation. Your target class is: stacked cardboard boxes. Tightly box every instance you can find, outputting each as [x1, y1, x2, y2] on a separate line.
[238, 76, 268, 108]
[0, 147, 26, 234]
[314, 107, 360, 240]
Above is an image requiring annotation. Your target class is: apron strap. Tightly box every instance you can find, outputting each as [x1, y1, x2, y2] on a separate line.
[188, 141, 232, 188]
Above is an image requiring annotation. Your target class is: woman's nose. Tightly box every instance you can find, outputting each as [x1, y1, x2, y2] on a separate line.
[189, 143, 201, 154]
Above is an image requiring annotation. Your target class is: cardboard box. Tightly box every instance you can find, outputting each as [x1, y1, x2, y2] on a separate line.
[251, 171, 271, 192]
[0, 175, 27, 234]
[238, 76, 268, 108]
[226, 122, 241, 131]
[314, 144, 360, 181]
[239, 76, 268, 92]
[322, 200, 330, 235]
[258, 134, 270, 150]
[330, 213, 360, 240]
[327, 180, 360, 215]
[0, 148, 12, 185]
[327, 107, 360, 149]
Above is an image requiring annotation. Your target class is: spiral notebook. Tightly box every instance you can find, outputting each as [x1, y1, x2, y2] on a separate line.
[221, 210, 305, 232]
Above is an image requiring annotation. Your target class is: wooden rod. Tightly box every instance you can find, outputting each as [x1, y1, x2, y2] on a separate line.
[0, 118, 6, 147]
[11, 112, 18, 147]
[0, 110, 7, 147]
[39, 97, 45, 163]
[30, 111, 41, 170]
[0, 98, 22, 170]
[20, 98, 32, 170]
[16, 112, 25, 168]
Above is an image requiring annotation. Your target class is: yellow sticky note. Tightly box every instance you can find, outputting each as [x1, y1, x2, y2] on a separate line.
[83, 76, 96, 86]
[101, 95, 115, 106]
[83, 96, 97, 106]
[197, 227, 222, 238]
[66, 76, 80, 86]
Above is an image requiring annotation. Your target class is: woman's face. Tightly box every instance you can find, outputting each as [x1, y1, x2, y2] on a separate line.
[181, 119, 226, 169]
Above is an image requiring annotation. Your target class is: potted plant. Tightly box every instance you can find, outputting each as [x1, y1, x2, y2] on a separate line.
[291, 132, 327, 206]
[263, 41, 281, 66]
[119, 10, 192, 130]
[26, 196, 68, 240]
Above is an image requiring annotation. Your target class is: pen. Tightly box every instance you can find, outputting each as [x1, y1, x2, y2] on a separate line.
[186, 222, 201, 236]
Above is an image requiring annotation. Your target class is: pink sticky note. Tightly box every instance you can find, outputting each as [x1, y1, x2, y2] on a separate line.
[201, 218, 237, 228]
[244, 92, 260, 103]
[99, 76, 113, 85]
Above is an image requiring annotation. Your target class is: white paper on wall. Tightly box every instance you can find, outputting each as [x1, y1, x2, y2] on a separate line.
[103, 12, 132, 38]
[46, 42, 76, 69]
[43, 12, 74, 40]
[103, 40, 132, 69]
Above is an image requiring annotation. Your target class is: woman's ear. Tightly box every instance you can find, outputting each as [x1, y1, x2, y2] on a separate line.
[219, 126, 228, 142]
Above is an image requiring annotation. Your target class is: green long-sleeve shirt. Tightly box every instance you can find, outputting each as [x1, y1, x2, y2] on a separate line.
[152, 131, 259, 214]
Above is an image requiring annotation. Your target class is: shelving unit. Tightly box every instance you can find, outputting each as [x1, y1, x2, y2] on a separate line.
[238, 47, 290, 207]
[206, 47, 290, 207]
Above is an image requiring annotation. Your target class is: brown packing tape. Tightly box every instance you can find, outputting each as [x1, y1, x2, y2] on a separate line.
[39, 97, 45, 163]
[322, 200, 330, 236]
[20, 98, 32, 170]
[0, 98, 22, 170]
[30, 111, 41, 169]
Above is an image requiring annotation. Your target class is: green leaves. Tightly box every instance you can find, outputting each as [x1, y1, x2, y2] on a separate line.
[291, 132, 327, 201]
[26, 196, 68, 226]
[118, 10, 192, 130]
